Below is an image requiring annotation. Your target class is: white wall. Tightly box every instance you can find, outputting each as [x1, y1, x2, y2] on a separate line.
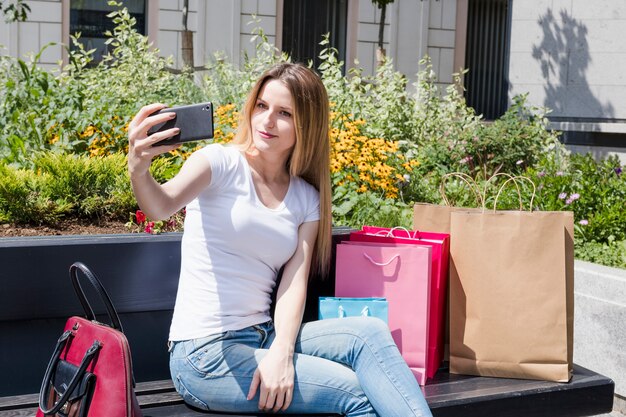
[509, 0, 626, 122]
[509, 0, 626, 157]
[355, 0, 458, 90]
[0, 0, 64, 71]
[156, 0, 198, 68]
[0, 0, 458, 90]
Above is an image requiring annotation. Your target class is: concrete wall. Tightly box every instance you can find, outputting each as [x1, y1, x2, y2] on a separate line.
[509, 0, 626, 120]
[574, 260, 626, 399]
[509, 1, 626, 141]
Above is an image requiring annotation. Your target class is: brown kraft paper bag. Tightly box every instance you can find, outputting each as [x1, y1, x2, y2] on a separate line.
[448, 209, 574, 382]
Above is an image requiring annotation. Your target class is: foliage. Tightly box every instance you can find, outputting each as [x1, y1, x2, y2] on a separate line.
[574, 240, 626, 269]
[0, 1, 205, 167]
[0, 152, 177, 224]
[126, 209, 185, 235]
[0, 5, 624, 269]
[0, 163, 72, 224]
[0, 44, 64, 166]
[526, 153, 626, 267]
[1, 0, 29, 22]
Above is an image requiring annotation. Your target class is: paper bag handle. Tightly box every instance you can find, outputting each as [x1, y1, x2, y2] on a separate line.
[490, 174, 537, 212]
[372, 226, 417, 239]
[440, 172, 484, 207]
[363, 253, 400, 266]
[338, 305, 371, 318]
[438, 172, 537, 212]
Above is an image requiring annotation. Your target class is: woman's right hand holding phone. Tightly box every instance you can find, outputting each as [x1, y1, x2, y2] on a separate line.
[127, 103, 180, 177]
[127, 103, 214, 221]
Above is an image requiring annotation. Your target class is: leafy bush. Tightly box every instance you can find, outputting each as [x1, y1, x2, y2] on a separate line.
[0, 4, 624, 269]
[0, 152, 178, 224]
[526, 153, 626, 266]
[0, 163, 72, 224]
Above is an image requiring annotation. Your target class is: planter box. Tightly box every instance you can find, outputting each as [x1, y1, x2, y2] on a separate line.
[574, 260, 626, 400]
[0, 233, 183, 396]
[0, 230, 345, 397]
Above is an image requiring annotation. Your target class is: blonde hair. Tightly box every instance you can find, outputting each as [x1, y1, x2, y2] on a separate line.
[232, 63, 332, 276]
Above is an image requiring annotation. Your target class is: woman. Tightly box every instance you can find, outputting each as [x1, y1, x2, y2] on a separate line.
[128, 63, 432, 416]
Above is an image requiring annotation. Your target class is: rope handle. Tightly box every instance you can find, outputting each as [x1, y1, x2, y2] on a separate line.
[363, 252, 400, 266]
[439, 172, 537, 212]
[371, 226, 418, 239]
[493, 175, 537, 212]
[440, 172, 484, 207]
[337, 305, 371, 318]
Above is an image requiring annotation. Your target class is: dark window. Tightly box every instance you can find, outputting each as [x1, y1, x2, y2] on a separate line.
[282, 0, 348, 70]
[464, 0, 510, 120]
[70, 0, 147, 64]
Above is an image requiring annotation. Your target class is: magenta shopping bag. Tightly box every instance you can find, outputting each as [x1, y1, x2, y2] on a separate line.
[335, 241, 432, 385]
[349, 226, 450, 380]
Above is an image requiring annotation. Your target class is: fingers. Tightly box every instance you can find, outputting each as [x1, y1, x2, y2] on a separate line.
[247, 366, 294, 412]
[128, 103, 167, 132]
[129, 112, 176, 143]
[281, 388, 293, 411]
[127, 103, 182, 165]
[257, 384, 292, 412]
[247, 370, 260, 401]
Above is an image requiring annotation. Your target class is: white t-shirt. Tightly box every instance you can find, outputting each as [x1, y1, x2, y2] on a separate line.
[168, 144, 320, 341]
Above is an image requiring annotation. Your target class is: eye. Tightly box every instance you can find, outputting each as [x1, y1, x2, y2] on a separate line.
[255, 101, 268, 110]
[280, 110, 292, 118]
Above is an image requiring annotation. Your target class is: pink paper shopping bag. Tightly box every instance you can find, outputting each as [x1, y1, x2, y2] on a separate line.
[335, 242, 432, 385]
[349, 226, 450, 380]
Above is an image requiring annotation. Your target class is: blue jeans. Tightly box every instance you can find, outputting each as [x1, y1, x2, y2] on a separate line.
[169, 317, 433, 416]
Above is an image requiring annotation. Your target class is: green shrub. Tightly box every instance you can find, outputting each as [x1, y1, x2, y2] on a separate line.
[0, 163, 72, 224]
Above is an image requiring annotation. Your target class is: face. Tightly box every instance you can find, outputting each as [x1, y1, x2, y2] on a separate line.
[250, 79, 296, 159]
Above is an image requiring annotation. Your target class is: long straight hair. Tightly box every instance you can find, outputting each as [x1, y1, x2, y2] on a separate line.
[231, 63, 332, 276]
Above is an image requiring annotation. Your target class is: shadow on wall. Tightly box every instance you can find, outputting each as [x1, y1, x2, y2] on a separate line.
[531, 9, 614, 120]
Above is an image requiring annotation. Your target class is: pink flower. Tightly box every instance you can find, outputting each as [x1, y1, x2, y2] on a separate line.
[135, 210, 146, 224]
[569, 193, 580, 201]
[558, 192, 567, 200]
[516, 160, 524, 165]
[144, 221, 155, 234]
[556, 171, 564, 176]
[578, 219, 588, 226]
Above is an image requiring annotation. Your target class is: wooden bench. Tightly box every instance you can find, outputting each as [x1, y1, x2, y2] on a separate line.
[0, 228, 615, 416]
[1, 363, 614, 417]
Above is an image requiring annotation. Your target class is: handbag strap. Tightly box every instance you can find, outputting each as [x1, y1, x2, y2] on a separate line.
[70, 262, 123, 331]
[38, 331, 101, 415]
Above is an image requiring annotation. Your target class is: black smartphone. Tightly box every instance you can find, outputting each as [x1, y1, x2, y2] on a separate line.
[148, 102, 214, 146]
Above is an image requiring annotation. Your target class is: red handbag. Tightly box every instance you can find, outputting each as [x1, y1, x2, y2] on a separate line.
[37, 262, 143, 417]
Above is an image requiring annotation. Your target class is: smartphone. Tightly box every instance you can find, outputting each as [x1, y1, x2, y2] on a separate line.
[148, 102, 214, 146]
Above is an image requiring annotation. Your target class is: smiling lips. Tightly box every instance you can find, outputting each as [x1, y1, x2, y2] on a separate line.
[258, 130, 277, 139]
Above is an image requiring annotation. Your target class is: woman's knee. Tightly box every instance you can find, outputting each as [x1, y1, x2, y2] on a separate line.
[345, 316, 392, 340]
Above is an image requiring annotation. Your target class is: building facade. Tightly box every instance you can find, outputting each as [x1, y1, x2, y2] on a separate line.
[1, 0, 625, 161]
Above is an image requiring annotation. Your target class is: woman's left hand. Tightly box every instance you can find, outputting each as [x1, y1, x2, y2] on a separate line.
[247, 344, 295, 412]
